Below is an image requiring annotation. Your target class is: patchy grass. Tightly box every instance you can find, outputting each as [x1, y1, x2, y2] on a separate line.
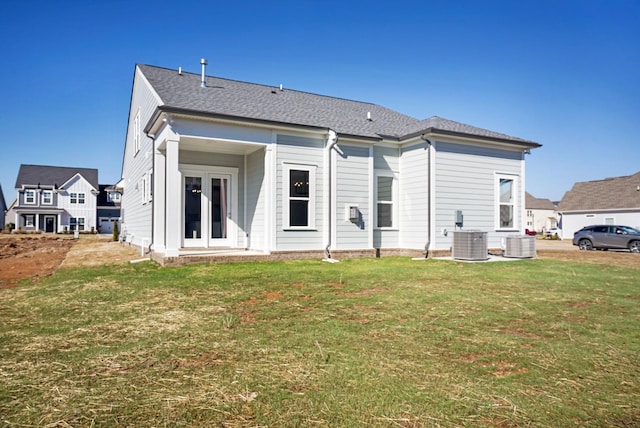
[1, 258, 639, 427]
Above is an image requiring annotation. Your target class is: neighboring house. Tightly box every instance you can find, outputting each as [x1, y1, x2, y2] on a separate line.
[12, 164, 99, 233]
[97, 185, 122, 234]
[0, 182, 6, 230]
[557, 171, 640, 239]
[525, 192, 557, 233]
[119, 62, 540, 261]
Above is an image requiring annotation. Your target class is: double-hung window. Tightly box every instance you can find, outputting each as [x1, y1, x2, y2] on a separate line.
[70, 217, 85, 231]
[496, 174, 518, 230]
[24, 189, 36, 204]
[42, 190, 53, 205]
[283, 164, 316, 229]
[70, 193, 85, 204]
[375, 172, 397, 228]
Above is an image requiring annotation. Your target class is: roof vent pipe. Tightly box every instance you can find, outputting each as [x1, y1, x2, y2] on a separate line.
[279, 83, 283, 91]
[200, 58, 208, 88]
[367, 111, 372, 121]
[178, 66, 182, 75]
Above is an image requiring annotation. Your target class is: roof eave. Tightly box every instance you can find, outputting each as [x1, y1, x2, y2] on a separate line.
[401, 127, 541, 149]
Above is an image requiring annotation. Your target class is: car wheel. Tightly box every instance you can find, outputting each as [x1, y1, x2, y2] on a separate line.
[578, 239, 593, 251]
[629, 240, 640, 253]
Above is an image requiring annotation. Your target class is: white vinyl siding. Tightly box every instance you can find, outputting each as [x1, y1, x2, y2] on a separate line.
[119, 66, 161, 247]
[245, 148, 266, 251]
[433, 141, 522, 250]
[334, 144, 370, 250]
[60, 175, 97, 232]
[275, 134, 324, 251]
[373, 146, 400, 248]
[399, 142, 430, 249]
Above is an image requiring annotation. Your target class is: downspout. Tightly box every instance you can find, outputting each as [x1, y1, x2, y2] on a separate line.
[324, 129, 339, 261]
[421, 135, 432, 258]
[145, 132, 156, 256]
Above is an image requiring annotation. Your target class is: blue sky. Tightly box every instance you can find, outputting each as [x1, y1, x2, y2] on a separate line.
[1, 0, 638, 204]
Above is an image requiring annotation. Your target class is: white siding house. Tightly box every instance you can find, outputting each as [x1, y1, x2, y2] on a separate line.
[119, 62, 541, 263]
[557, 172, 640, 239]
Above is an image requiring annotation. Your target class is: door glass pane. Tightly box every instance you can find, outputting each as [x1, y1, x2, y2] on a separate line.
[185, 177, 202, 239]
[211, 178, 227, 239]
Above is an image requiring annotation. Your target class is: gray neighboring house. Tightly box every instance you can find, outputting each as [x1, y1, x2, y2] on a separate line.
[0, 182, 6, 230]
[119, 62, 541, 261]
[12, 164, 99, 233]
[557, 171, 640, 239]
[525, 192, 557, 233]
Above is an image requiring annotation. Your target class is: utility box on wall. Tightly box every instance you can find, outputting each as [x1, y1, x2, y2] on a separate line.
[452, 230, 488, 261]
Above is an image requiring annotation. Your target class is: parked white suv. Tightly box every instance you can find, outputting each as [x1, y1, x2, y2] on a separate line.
[544, 227, 561, 239]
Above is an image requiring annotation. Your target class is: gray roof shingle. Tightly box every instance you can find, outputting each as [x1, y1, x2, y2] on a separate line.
[525, 192, 556, 210]
[138, 64, 540, 146]
[15, 164, 99, 190]
[558, 172, 640, 211]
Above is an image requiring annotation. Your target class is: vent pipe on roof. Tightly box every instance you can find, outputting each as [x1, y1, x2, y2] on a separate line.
[367, 111, 372, 121]
[279, 83, 283, 91]
[200, 58, 208, 88]
[178, 66, 182, 75]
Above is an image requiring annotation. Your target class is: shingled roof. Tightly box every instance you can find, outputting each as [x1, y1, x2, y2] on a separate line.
[15, 165, 99, 190]
[138, 64, 540, 147]
[558, 172, 640, 211]
[525, 192, 556, 210]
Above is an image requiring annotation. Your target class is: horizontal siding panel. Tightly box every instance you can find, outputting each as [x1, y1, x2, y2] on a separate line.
[335, 145, 369, 250]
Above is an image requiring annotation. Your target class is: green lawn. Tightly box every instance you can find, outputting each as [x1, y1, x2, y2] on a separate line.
[1, 257, 638, 427]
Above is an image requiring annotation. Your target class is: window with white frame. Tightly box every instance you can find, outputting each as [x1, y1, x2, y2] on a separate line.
[24, 189, 36, 204]
[70, 217, 85, 231]
[141, 171, 153, 204]
[70, 192, 85, 204]
[42, 190, 53, 205]
[283, 164, 316, 229]
[107, 192, 121, 203]
[496, 175, 518, 229]
[375, 172, 397, 228]
[133, 110, 141, 155]
[25, 215, 35, 227]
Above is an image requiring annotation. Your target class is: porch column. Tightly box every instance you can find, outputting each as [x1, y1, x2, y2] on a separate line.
[152, 139, 166, 252]
[164, 137, 181, 257]
[35, 213, 40, 231]
[57, 214, 61, 233]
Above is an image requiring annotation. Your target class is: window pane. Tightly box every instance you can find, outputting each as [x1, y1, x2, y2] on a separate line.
[184, 177, 202, 239]
[500, 205, 513, 228]
[500, 179, 513, 203]
[377, 176, 393, 202]
[290, 170, 309, 198]
[290, 200, 309, 227]
[378, 203, 392, 228]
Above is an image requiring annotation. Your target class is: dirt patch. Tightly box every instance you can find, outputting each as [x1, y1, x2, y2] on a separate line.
[537, 249, 640, 269]
[0, 235, 142, 288]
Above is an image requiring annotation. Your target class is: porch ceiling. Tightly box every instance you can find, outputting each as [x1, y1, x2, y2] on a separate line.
[179, 135, 266, 155]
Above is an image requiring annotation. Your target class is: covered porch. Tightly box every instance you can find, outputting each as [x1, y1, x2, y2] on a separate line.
[150, 123, 272, 257]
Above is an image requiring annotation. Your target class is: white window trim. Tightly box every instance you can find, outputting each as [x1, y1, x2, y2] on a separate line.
[283, 163, 317, 230]
[70, 217, 86, 231]
[25, 214, 35, 227]
[495, 173, 519, 231]
[42, 190, 53, 205]
[133, 109, 141, 155]
[141, 171, 153, 205]
[24, 189, 36, 205]
[374, 170, 398, 230]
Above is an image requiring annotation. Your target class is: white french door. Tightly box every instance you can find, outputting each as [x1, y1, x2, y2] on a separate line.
[182, 166, 237, 248]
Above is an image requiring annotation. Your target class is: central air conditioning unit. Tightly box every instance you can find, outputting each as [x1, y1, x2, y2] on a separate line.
[504, 235, 536, 258]
[452, 231, 488, 261]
